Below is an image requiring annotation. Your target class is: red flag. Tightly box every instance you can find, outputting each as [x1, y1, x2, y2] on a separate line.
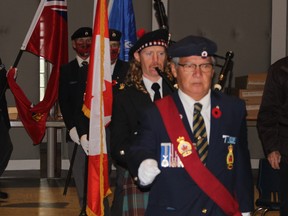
[83, 0, 112, 215]
[7, 0, 68, 144]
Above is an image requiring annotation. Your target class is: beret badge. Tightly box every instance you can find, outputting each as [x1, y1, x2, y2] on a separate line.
[201, 51, 208, 57]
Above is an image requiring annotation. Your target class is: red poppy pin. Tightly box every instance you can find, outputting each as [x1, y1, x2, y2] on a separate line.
[212, 106, 222, 119]
[112, 80, 118, 86]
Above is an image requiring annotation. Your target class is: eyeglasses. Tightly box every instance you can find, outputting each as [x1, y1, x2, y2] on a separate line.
[177, 62, 214, 73]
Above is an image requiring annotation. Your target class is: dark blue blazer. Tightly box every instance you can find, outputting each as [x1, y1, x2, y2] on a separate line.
[128, 90, 254, 216]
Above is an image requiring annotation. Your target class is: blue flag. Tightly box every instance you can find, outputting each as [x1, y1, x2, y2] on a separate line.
[108, 0, 137, 61]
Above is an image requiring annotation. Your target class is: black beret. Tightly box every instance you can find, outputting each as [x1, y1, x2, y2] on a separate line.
[167, 35, 217, 58]
[71, 27, 92, 40]
[109, 29, 122, 42]
[129, 29, 169, 57]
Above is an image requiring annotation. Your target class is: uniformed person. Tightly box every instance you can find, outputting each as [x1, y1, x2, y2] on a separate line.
[127, 35, 254, 216]
[109, 29, 129, 95]
[110, 28, 174, 215]
[58, 27, 95, 216]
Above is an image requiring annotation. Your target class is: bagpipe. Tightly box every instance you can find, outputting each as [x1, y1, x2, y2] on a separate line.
[213, 51, 234, 94]
[153, 0, 176, 92]
[153, 0, 235, 94]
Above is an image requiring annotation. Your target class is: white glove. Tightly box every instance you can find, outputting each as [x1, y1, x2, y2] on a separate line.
[138, 159, 161, 186]
[69, 127, 80, 144]
[80, 134, 89, 155]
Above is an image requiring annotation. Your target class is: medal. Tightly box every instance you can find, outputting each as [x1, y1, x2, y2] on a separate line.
[161, 143, 170, 167]
[226, 144, 234, 170]
[222, 135, 236, 170]
[119, 83, 125, 90]
[177, 136, 192, 157]
[161, 144, 169, 167]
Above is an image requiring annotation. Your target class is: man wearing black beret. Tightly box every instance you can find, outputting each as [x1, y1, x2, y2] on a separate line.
[110, 28, 175, 215]
[59, 26, 126, 216]
[58, 27, 93, 216]
[128, 35, 254, 215]
[109, 29, 129, 96]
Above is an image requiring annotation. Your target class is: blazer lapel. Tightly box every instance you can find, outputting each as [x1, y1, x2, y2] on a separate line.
[207, 91, 222, 166]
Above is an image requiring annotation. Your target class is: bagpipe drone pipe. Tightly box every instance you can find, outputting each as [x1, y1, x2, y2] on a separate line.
[153, 0, 234, 94]
[213, 51, 234, 94]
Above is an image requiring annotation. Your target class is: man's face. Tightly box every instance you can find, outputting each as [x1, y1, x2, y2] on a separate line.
[172, 56, 214, 101]
[134, 46, 167, 82]
[110, 41, 120, 64]
[72, 37, 92, 59]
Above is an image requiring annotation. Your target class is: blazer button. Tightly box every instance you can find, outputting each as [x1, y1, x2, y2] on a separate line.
[202, 208, 208, 214]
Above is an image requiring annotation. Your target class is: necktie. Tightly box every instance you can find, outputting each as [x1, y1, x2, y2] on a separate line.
[82, 61, 88, 66]
[151, 83, 161, 101]
[193, 103, 208, 164]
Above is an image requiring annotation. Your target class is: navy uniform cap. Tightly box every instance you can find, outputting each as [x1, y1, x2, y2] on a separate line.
[109, 29, 122, 42]
[167, 35, 217, 58]
[71, 27, 92, 40]
[129, 29, 169, 58]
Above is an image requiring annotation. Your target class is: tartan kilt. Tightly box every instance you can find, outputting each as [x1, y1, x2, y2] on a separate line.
[122, 170, 149, 216]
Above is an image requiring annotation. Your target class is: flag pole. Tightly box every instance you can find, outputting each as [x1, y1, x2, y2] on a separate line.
[13, 50, 24, 68]
[80, 155, 89, 215]
[63, 143, 78, 196]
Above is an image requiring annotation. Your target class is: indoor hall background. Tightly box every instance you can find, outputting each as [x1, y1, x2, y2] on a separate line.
[0, 0, 285, 186]
[0, 0, 285, 215]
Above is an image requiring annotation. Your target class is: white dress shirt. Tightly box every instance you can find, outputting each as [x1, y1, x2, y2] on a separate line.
[143, 76, 163, 101]
[76, 55, 90, 67]
[178, 89, 211, 142]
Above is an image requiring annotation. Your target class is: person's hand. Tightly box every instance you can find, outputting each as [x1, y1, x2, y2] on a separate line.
[80, 134, 89, 155]
[138, 159, 161, 186]
[6, 67, 17, 79]
[267, 151, 281, 169]
[69, 127, 80, 144]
